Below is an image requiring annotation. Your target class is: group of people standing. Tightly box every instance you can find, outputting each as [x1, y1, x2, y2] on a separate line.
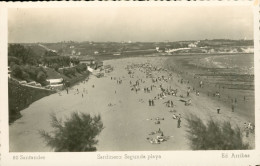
[148, 99, 155, 106]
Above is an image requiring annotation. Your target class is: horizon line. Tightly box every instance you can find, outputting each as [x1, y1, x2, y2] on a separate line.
[8, 38, 254, 44]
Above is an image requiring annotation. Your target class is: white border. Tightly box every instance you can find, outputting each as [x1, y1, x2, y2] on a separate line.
[0, 1, 259, 166]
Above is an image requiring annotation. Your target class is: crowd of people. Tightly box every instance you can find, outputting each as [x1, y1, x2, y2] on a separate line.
[124, 62, 190, 144]
[61, 59, 254, 145]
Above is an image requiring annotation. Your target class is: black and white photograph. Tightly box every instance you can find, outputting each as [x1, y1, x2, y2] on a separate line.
[0, 1, 259, 166]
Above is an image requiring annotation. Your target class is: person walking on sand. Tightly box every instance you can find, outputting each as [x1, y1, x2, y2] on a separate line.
[149, 99, 151, 106]
[232, 104, 235, 112]
[187, 88, 190, 97]
[217, 107, 220, 114]
[177, 118, 181, 128]
[199, 80, 203, 88]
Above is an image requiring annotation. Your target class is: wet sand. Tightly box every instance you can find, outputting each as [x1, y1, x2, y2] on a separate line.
[9, 56, 254, 152]
[165, 54, 255, 123]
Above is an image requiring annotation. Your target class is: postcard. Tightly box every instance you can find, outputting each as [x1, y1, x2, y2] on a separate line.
[0, 1, 259, 166]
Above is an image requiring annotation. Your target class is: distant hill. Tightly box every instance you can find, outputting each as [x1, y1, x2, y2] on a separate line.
[10, 39, 254, 58]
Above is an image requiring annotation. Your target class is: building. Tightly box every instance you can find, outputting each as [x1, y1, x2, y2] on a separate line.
[47, 78, 63, 85]
[113, 52, 121, 56]
[79, 57, 95, 65]
[46, 78, 64, 90]
[188, 43, 197, 48]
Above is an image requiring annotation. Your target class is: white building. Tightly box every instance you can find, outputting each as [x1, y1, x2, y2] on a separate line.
[188, 43, 197, 48]
[113, 52, 121, 56]
[47, 78, 63, 85]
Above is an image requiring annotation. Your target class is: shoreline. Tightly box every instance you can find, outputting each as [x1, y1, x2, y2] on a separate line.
[163, 54, 255, 123]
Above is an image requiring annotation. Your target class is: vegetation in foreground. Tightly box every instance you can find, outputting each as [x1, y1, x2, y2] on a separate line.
[39, 112, 104, 152]
[185, 114, 249, 150]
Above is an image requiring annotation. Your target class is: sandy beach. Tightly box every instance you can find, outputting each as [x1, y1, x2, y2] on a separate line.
[9, 56, 254, 152]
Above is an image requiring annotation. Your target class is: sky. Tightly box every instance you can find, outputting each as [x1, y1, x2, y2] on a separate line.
[8, 6, 254, 43]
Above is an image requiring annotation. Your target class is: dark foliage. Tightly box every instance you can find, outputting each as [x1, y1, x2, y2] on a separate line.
[186, 114, 249, 150]
[39, 112, 104, 152]
[75, 64, 87, 73]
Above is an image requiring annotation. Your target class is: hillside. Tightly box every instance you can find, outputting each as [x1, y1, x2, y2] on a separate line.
[8, 79, 55, 123]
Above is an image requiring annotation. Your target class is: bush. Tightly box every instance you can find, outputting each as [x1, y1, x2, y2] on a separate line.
[8, 56, 21, 66]
[63, 68, 70, 76]
[71, 68, 76, 76]
[53, 63, 60, 71]
[186, 114, 249, 150]
[36, 71, 47, 84]
[12, 65, 23, 79]
[75, 64, 87, 73]
[22, 72, 30, 81]
[39, 112, 104, 152]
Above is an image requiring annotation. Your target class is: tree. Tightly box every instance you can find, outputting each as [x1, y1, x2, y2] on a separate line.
[22, 72, 30, 81]
[185, 114, 249, 150]
[8, 56, 21, 66]
[39, 112, 104, 152]
[44, 50, 58, 57]
[8, 44, 28, 64]
[36, 71, 47, 84]
[12, 65, 23, 79]
[53, 63, 60, 71]
[63, 68, 70, 76]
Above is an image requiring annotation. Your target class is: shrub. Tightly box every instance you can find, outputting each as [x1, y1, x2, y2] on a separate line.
[36, 71, 47, 84]
[39, 112, 104, 152]
[52, 63, 60, 71]
[22, 72, 30, 81]
[71, 68, 76, 76]
[8, 56, 21, 66]
[75, 64, 86, 73]
[186, 114, 249, 150]
[11, 65, 23, 79]
[63, 68, 70, 76]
